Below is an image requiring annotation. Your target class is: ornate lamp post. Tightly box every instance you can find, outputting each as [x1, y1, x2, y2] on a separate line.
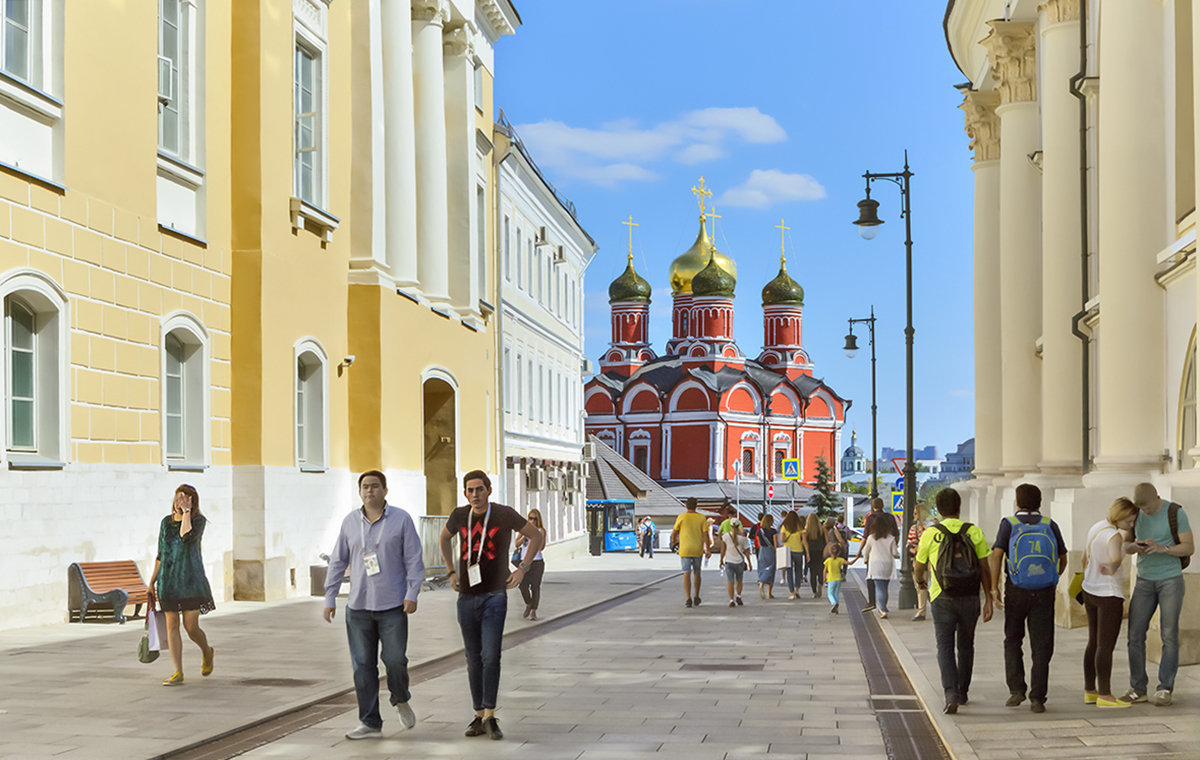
[843, 307, 878, 499]
[853, 152, 917, 610]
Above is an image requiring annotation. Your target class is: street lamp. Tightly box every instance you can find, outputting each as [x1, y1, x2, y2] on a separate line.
[852, 151, 917, 610]
[843, 307, 878, 499]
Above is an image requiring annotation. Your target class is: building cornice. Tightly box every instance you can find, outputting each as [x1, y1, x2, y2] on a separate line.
[981, 20, 1037, 105]
[1037, 0, 1079, 26]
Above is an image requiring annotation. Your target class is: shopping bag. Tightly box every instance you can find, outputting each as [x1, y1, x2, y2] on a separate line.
[1068, 572, 1085, 605]
[138, 612, 160, 663]
[146, 609, 167, 651]
[777, 546, 791, 569]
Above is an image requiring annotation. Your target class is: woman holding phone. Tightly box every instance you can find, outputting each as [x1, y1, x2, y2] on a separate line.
[1081, 497, 1138, 707]
[147, 484, 215, 685]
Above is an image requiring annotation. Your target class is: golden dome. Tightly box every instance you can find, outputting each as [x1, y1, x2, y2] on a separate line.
[668, 216, 738, 296]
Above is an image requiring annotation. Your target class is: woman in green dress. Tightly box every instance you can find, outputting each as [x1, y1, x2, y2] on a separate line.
[147, 484, 215, 685]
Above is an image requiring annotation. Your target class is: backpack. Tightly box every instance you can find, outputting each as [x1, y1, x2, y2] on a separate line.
[1005, 515, 1060, 589]
[1134, 502, 1191, 570]
[933, 522, 982, 597]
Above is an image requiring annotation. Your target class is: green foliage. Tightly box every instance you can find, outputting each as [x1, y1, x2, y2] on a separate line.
[809, 456, 841, 519]
[840, 480, 869, 495]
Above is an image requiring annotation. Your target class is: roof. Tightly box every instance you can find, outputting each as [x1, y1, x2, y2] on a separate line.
[662, 481, 869, 525]
[585, 435, 684, 517]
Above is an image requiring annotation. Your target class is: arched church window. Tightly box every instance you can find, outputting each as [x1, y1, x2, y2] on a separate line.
[742, 448, 754, 476]
[1179, 330, 1197, 469]
[774, 449, 784, 476]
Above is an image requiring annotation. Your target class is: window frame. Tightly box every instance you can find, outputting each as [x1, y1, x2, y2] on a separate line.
[1, 0, 42, 88]
[294, 337, 329, 471]
[159, 312, 209, 470]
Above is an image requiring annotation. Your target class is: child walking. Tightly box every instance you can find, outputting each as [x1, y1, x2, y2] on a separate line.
[824, 543, 848, 614]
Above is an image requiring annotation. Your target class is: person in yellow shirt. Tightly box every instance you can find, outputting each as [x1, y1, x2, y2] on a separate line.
[824, 543, 848, 614]
[780, 511, 806, 600]
[913, 488, 994, 715]
[672, 498, 712, 609]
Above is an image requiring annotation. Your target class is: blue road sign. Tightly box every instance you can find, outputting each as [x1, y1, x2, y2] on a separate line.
[891, 491, 903, 516]
[782, 459, 800, 480]
[894, 477, 904, 492]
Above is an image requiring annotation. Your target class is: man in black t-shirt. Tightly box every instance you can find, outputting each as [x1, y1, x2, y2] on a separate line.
[440, 469, 544, 741]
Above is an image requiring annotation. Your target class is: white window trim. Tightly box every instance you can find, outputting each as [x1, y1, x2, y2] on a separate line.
[292, 10, 330, 214]
[159, 311, 210, 469]
[157, 0, 201, 162]
[294, 336, 329, 471]
[0, 268, 68, 468]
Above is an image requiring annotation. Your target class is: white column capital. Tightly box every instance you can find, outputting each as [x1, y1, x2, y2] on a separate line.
[960, 90, 1001, 164]
[413, 0, 447, 25]
[444, 25, 473, 58]
[1037, 0, 1080, 26]
[982, 20, 1038, 106]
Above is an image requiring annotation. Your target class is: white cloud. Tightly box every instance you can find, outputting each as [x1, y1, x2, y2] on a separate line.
[718, 169, 826, 208]
[514, 107, 787, 187]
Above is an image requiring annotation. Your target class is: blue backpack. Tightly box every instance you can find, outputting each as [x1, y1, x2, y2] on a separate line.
[1005, 515, 1059, 589]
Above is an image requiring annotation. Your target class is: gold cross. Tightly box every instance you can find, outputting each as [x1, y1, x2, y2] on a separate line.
[621, 215, 638, 263]
[691, 177, 712, 218]
[707, 205, 722, 238]
[775, 218, 791, 266]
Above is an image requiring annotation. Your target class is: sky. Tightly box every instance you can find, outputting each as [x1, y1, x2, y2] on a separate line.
[494, 0, 976, 462]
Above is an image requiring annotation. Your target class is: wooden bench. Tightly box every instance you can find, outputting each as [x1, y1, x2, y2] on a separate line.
[68, 561, 149, 624]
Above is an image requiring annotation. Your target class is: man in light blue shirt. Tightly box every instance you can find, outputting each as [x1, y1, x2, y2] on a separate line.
[324, 470, 424, 740]
[1121, 483, 1194, 706]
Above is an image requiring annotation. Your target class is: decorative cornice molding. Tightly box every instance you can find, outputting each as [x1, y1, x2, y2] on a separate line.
[478, 0, 516, 36]
[412, 0, 447, 26]
[960, 89, 1001, 163]
[1038, 0, 1080, 26]
[981, 20, 1037, 105]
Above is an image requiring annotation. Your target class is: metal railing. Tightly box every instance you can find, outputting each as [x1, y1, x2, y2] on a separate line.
[419, 516, 449, 576]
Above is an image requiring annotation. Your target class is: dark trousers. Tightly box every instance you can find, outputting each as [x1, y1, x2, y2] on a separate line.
[457, 591, 507, 711]
[345, 605, 411, 730]
[865, 574, 877, 606]
[640, 533, 653, 557]
[519, 559, 545, 611]
[931, 593, 981, 704]
[1083, 591, 1124, 695]
[808, 544, 825, 593]
[1003, 583, 1056, 702]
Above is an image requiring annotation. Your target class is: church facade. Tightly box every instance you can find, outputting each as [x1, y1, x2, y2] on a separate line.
[584, 198, 849, 487]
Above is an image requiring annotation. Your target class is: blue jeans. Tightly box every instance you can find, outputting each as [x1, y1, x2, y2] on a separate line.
[457, 591, 508, 710]
[873, 579, 890, 614]
[827, 579, 842, 605]
[930, 593, 981, 704]
[345, 605, 411, 730]
[1127, 574, 1185, 693]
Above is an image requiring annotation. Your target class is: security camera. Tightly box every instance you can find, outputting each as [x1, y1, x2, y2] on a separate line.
[342, 355, 356, 367]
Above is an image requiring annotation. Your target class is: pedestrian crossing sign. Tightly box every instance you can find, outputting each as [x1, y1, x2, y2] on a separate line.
[891, 491, 904, 516]
[781, 459, 800, 480]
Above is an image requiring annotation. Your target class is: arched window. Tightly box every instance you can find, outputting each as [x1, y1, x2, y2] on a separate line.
[1179, 330, 1197, 470]
[295, 338, 328, 470]
[2, 270, 68, 465]
[742, 448, 754, 476]
[161, 312, 208, 468]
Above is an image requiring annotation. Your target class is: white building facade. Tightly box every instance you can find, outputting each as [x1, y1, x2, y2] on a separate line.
[946, 0, 1199, 646]
[496, 114, 595, 559]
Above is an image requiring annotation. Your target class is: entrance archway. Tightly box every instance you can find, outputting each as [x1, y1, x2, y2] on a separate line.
[423, 376, 457, 516]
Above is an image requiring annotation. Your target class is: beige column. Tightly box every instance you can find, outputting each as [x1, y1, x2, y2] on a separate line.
[1191, 0, 1200, 468]
[412, 0, 451, 306]
[961, 90, 1002, 478]
[1037, 0, 1083, 475]
[983, 20, 1042, 475]
[444, 25, 479, 316]
[348, 0, 389, 279]
[382, 0, 419, 288]
[1093, 0, 1167, 472]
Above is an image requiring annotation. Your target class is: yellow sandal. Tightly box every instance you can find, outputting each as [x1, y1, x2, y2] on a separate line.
[201, 647, 214, 677]
[162, 671, 184, 686]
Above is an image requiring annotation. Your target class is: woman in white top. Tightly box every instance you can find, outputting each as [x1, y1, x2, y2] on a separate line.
[861, 515, 899, 619]
[516, 509, 547, 621]
[720, 524, 753, 607]
[1082, 497, 1138, 707]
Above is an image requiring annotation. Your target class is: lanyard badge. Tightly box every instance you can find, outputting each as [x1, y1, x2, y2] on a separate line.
[466, 505, 491, 588]
[361, 511, 382, 576]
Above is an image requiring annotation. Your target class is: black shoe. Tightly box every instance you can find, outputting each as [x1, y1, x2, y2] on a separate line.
[735, 597, 743, 606]
[693, 596, 701, 606]
[465, 716, 485, 737]
[685, 598, 693, 608]
[484, 717, 503, 740]
[943, 701, 958, 715]
[1005, 693, 1026, 707]
[1030, 700, 1045, 714]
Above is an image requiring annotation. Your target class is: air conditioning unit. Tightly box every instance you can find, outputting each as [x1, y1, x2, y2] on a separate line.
[547, 469, 562, 491]
[582, 442, 597, 462]
[526, 466, 546, 492]
[157, 55, 174, 104]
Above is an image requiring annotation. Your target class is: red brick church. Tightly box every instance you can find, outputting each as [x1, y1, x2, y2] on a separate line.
[584, 201, 849, 488]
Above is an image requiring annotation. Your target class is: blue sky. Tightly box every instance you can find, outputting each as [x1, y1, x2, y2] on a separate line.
[495, 1, 975, 461]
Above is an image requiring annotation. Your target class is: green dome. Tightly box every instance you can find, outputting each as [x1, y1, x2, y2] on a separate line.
[762, 263, 804, 305]
[608, 260, 652, 303]
[691, 253, 736, 298]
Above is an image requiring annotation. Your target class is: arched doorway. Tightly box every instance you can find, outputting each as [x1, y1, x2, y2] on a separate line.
[423, 377, 457, 516]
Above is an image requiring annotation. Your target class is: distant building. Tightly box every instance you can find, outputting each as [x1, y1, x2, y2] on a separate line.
[941, 438, 975, 480]
[881, 445, 939, 461]
[841, 430, 868, 475]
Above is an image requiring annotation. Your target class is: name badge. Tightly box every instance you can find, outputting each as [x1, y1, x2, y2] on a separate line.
[467, 562, 482, 588]
[363, 553, 380, 576]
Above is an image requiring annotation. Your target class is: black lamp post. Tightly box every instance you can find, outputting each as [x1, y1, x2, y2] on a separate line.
[852, 152, 917, 610]
[843, 307, 878, 499]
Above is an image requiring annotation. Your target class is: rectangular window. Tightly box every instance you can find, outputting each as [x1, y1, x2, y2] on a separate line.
[516, 229, 523, 289]
[473, 61, 483, 110]
[158, 0, 185, 156]
[535, 248, 542, 302]
[1, 0, 38, 85]
[165, 333, 185, 458]
[503, 348, 511, 410]
[633, 446, 648, 474]
[294, 42, 322, 205]
[742, 448, 754, 476]
[503, 216, 511, 280]
[7, 299, 35, 449]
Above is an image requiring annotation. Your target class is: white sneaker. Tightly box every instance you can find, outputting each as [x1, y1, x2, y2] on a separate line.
[345, 723, 382, 740]
[396, 701, 416, 728]
[1152, 690, 1173, 706]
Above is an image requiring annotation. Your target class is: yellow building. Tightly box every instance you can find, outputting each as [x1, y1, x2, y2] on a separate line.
[1, 0, 519, 628]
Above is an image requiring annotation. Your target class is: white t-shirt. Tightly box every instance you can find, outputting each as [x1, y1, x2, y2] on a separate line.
[1082, 519, 1124, 598]
[520, 528, 545, 562]
[722, 533, 748, 565]
[864, 534, 898, 581]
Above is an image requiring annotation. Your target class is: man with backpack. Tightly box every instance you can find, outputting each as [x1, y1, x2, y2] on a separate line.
[987, 483, 1068, 714]
[1121, 483, 1194, 706]
[913, 488, 994, 715]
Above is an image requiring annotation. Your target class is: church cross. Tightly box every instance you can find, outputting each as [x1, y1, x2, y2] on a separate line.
[775, 218, 791, 267]
[621, 215, 638, 263]
[691, 177, 712, 219]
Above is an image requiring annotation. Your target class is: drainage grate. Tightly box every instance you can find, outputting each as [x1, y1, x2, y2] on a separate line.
[679, 663, 764, 671]
[235, 678, 318, 688]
